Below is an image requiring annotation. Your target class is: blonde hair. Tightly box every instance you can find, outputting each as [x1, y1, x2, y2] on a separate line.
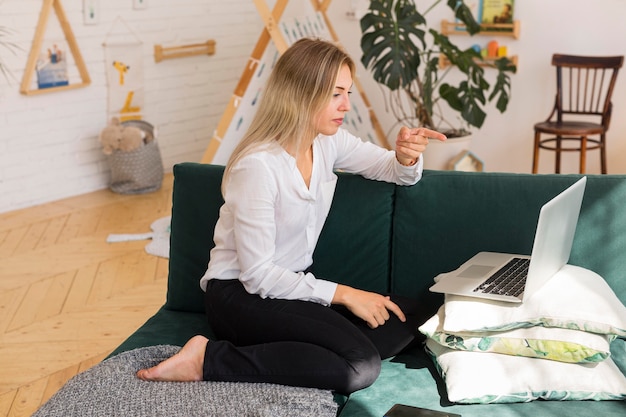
[221, 37, 355, 194]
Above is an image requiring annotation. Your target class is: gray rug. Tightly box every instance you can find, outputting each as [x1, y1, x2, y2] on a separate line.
[33, 345, 339, 417]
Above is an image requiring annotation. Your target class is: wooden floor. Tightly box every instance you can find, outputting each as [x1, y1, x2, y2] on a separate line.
[0, 174, 175, 417]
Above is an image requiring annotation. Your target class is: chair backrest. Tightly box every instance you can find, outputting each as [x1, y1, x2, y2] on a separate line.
[551, 54, 623, 126]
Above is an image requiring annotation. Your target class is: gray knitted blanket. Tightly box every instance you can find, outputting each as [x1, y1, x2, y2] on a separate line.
[33, 345, 339, 417]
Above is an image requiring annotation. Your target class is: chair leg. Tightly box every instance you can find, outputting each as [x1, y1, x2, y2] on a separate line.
[579, 136, 587, 174]
[532, 131, 541, 174]
[555, 135, 562, 174]
[600, 133, 607, 174]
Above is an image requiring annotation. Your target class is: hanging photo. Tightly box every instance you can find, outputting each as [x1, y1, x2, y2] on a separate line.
[36, 42, 69, 89]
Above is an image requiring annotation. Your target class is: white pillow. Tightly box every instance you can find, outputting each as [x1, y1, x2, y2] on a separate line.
[426, 338, 626, 404]
[420, 305, 613, 363]
[442, 265, 626, 336]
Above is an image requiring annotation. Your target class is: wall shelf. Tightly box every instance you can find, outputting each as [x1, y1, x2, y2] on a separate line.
[439, 18, 520, 69]
[21, 82, 90, 96]
[439, 54, 518, 69]
[441, 19, 521, 39]
[20, 0, 91, 95]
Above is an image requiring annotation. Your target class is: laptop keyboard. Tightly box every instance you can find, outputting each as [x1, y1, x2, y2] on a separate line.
[473, 257, 530, 297]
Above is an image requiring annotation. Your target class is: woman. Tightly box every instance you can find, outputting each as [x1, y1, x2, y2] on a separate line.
[137, 37, 446, 394]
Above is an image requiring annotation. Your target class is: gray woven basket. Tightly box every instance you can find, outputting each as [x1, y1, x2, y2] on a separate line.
[106, 121, 163, 194]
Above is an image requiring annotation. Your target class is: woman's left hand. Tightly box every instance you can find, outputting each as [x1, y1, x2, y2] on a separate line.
[332, 284, 405, 329]
[395, 127, 447, 166]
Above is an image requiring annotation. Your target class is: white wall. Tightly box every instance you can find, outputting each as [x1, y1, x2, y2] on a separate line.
[1, 0, 626, 214]
[0, 0, 263, 213]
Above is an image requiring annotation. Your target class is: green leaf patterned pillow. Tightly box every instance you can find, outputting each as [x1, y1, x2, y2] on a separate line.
[420, 306, 613, 363]
[425, 338, 626, 404]
[441, 265, 626, 336]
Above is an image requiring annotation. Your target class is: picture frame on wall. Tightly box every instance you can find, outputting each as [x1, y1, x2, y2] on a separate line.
[83, 0, 99, 25]
[133, 0, 148, 10]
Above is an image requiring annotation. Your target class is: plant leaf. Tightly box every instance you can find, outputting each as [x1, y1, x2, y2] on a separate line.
[447, 0, 481, 34]
[489, 57, 517, 112]
[440, 81, 487, 128]
[360, 0, 426, 91]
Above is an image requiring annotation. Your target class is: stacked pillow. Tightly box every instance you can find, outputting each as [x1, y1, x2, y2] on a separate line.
[419, 265, 626, 404]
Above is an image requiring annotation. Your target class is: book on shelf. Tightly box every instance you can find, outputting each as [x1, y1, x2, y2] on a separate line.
[481, 0, 515, 28]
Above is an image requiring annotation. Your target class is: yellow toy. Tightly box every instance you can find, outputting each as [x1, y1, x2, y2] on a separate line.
[112, 60, 129, 85]
[98, 117, 149, 155]
[120, 91, 141, 121]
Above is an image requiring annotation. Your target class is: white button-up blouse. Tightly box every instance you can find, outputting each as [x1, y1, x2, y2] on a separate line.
[201, 128, 422, 306]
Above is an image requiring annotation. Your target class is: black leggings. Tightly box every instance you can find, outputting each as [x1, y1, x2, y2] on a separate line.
[202, 279, 427, 394]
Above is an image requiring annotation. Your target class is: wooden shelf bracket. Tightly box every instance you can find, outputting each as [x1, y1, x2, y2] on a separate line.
[154, 40, 216, 63]
[439, 54, 518, 69]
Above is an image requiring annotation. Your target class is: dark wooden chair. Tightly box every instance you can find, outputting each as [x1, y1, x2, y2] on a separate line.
[532, 54, 623, 174]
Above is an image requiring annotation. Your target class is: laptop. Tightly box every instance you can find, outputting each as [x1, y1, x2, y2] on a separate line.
[429, 176, 587, 303]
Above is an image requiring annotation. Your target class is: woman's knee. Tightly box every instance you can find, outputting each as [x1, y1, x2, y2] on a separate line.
[339, 349, 381, 394]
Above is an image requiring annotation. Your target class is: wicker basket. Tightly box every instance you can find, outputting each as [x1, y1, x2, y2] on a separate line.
[106, 121, 163, 194]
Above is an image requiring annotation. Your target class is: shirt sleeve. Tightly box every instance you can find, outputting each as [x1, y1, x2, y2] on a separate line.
[330, 129, 423, 186]
[224, 156, 338, 305]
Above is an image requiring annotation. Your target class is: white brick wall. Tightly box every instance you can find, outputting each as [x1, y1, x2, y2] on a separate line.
[0, 0, 262, 213]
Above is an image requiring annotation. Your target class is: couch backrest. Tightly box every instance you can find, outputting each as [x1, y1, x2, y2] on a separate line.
[311, 171, 396, 294]
[166, 163, 397, 313]
[392, 170, 626, 315]
[167, 164, 626, 316]
[166, 163, 225, 313]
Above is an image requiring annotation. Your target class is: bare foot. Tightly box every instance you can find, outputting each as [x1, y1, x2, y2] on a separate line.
[136, 335, 208, 382]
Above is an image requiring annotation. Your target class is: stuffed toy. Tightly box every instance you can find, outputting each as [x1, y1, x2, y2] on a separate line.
[98, 117, 147, 155]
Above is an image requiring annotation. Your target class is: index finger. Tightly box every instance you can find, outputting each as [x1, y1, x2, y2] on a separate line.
[420, 128, 447, 142]
[384, 297, 406, 322]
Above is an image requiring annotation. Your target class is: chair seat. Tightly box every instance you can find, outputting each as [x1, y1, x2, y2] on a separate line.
[534, 121, 605, 136]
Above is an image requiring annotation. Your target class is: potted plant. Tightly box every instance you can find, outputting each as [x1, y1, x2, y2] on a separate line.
[360, 0, 516, 167]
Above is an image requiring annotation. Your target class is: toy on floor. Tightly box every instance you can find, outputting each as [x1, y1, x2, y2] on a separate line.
[98, 117, 153, 155]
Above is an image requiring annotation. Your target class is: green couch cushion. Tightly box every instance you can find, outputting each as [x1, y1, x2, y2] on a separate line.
[569, 175, 626, 301]
[312, 172, 396, 293]
[391, 171, 626, 314]
[166, 163, 225, 313]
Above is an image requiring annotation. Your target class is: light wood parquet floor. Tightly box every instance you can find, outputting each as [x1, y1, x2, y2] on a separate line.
[0, 174, 175, 417]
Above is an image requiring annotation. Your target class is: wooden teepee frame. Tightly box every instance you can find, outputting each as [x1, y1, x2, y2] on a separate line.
[201, 0, 388, 164]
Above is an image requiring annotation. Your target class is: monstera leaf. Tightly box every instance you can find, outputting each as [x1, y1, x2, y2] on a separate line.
[360, 0, 426, 91]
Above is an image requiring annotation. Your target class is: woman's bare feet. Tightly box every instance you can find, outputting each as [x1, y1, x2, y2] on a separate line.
[136, 335, 208, 382]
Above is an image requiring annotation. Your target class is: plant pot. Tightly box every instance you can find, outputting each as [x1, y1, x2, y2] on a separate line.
[423, 134, 473, 170]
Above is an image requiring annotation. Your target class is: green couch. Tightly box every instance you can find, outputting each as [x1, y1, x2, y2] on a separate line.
[111, 162, 626, 416]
